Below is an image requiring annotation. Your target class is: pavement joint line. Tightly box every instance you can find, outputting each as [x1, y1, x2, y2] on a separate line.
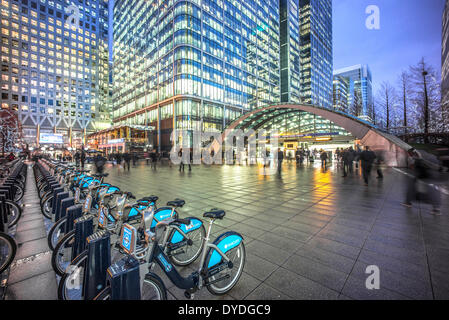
[417, 201, 436, 300]
[338, 171, 393, 298]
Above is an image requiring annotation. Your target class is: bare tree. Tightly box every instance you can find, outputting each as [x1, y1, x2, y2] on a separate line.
[398, 71, 410, 136]
[409, 57, 441, 142]
[377, 81, 398, 133]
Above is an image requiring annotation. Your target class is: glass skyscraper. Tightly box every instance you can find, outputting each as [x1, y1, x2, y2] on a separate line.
[299, 0, 333, 109]
[113, 0, 282, 150]
[333, 64, 373, 122]
[279, 0, 301, 103]
[442, 0, 449, 115]
[332, 74, 349, 113]
[0, 0, 110, 147]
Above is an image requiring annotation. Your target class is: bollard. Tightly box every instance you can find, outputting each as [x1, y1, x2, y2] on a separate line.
[83, 230, 111, 300]
[106, 256, 141, 300]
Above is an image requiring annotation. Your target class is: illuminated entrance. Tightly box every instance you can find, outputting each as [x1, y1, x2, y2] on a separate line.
[223, 103, 412, 167]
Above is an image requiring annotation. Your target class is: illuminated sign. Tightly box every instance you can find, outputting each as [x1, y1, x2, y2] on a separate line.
[107, 138, 125, 144]
[39, 133, 64, 144]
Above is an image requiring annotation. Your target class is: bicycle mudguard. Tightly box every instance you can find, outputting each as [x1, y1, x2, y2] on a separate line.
[205, 231, 244, 269]
[127, 203, 153, 218]
[169, 217, 203, 244]
[149, 206, 177, 229]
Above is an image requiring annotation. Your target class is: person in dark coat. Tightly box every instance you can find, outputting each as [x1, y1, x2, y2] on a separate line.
[277, 148, 284, 173]
[80, 148, 86, 168]
[359, 146, 377, 185]
[123, 152, 131, 171]
[342, 147, 355, 177]
[94, 154, 107, 174]
[320, 150, 328, 168]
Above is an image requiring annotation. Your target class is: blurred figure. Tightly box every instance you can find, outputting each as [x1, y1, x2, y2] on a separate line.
[359, 146, 377, 186]
[375, 149, 384, 179]
[320, 150, 328, 168]
[80, 148, 86, 168]
[342, 147, 355, 177]
[402, 149, 441, 214]
[132, 152, 137, 166]
[150, 149, 157, 169]
[94, 153, 107, 174]
[123, 152, 131, 171]
[277, 148, 284, 173]
[74, 151, 80, 166]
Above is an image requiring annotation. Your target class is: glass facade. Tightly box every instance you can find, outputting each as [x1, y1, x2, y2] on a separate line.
[442, 0, 449, 112]
[279, 0, 300, 103]
[0, 0, 110, 147]
[332, 75, 349, 113]
[113, 0, 284, 150]
[299, 0, 332, 109]
[333, 64, 373, 122]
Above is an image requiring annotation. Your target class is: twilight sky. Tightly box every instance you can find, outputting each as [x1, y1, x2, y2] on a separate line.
[333, 0, 445, 94]
[109, 0, 446, 95]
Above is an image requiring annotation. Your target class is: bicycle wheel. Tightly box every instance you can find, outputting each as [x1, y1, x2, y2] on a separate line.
[93, 286, 111, 300]
[5, 200, 22, 227]
[169, 224, 205, 266]
[13, 184, 24, 202]
[141, 273, 167, 300]
[51, 230, 75, 276]
[0, 232, 17, 274]
[48, 217, 67, 251]
[206, 242, 245, 296]
[40, 194, 53, 219]
[58, 250, 88, 300]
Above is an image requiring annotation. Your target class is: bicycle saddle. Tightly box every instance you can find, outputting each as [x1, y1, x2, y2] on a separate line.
[137, 195, 158, 203]
[167, 199, 185, 208]
[203, 208, 225, 220]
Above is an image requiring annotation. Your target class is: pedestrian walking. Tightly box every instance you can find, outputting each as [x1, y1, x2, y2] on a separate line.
[402, 149, 441, 214]
[123, 152, 131, 171]
[320, 150, 328, 168]
[277, 148, 284, 173]
[80, 148, 86, 168]
[359, 146, 377, 186]
[342, 147, 355, 177]
[94, 153, 107, 174]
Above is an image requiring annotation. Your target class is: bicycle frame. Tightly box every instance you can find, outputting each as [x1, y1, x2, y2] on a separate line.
[146, 218, 231, 292]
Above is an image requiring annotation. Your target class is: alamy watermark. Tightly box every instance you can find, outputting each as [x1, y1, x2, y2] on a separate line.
[169, 129, 280, 176]
[365, 265, 380, 290]
[365, 5, 380, 30]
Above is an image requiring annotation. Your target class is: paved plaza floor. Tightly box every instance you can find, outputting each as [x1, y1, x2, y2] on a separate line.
[3, 160, 449, 300]
[100, 160, 449, 300]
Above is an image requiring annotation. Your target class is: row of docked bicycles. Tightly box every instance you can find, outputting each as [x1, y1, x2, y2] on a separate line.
[36, 158, 246, 300]
[0, 159, 26, 275]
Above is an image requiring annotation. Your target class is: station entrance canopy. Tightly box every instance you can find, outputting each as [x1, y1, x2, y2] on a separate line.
[223, 103, 412, 167]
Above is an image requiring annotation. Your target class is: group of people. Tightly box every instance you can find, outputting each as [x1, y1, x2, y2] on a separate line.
[108, 152, 138, 171]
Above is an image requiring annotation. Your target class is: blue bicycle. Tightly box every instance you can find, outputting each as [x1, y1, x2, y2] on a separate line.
[134, 208, 246, 299]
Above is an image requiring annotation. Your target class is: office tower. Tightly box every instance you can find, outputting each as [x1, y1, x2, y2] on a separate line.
[333, 64, 374, 122]
[112, 0, 281, 150]
[442, 0, 449, 118]
[0, 0, 110, 147]
[332, 75, 350, 113]
[279, 0, 301, 103]
[299, 0, 333, 108]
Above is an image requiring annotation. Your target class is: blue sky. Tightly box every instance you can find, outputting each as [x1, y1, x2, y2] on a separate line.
[109, 0, 445, 94]
[333, 0, 445, 93]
